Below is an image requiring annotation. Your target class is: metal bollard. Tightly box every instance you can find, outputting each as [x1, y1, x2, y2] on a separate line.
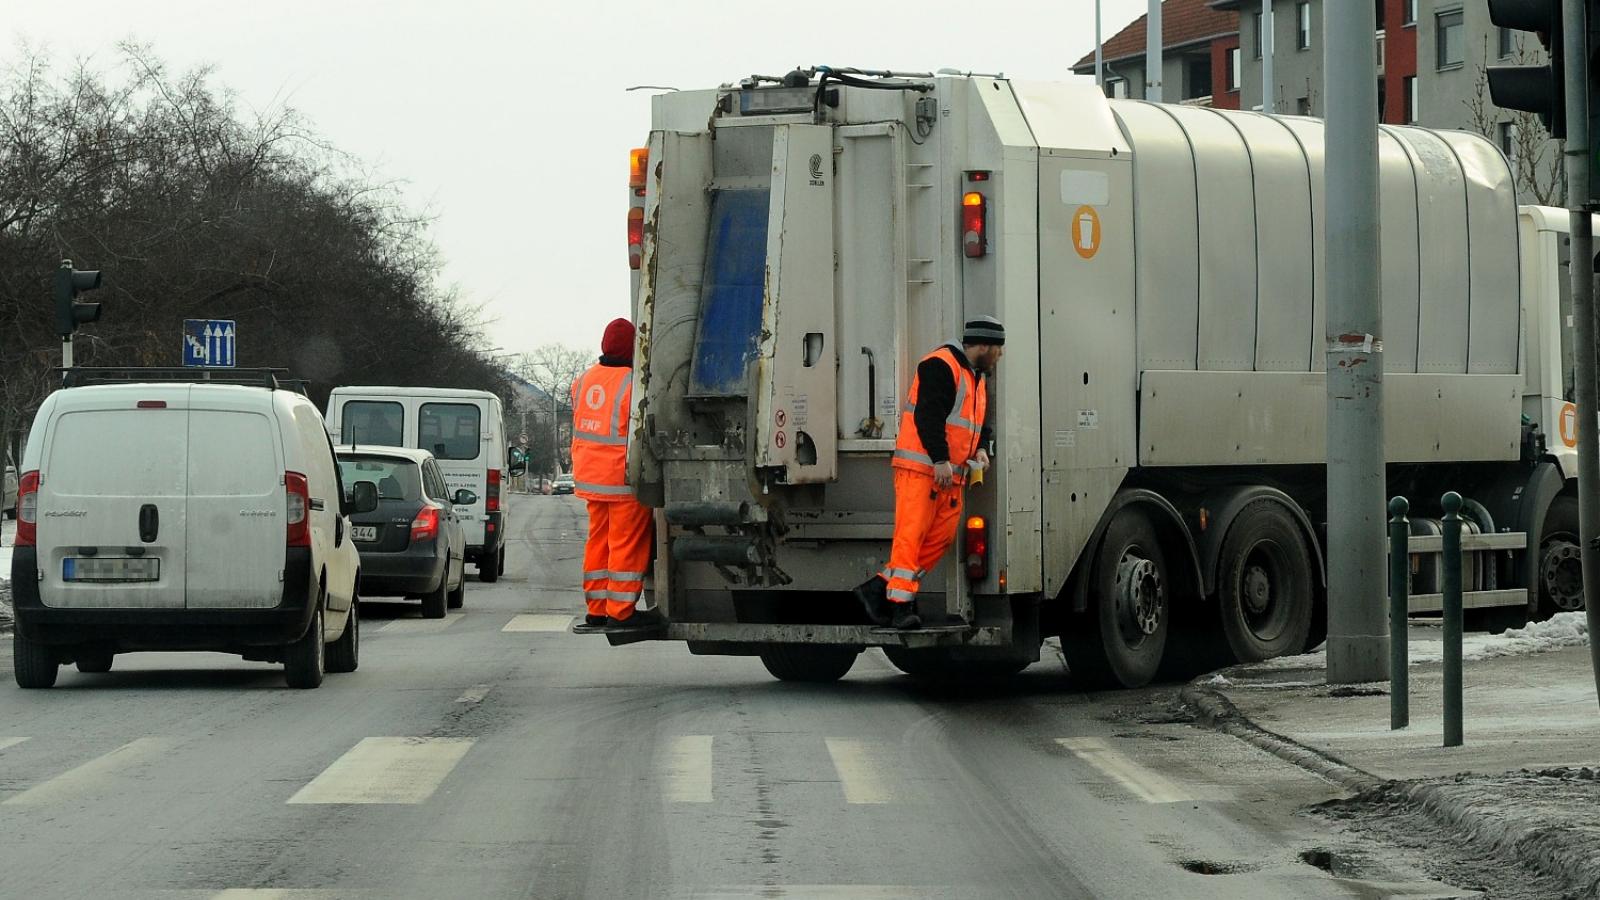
[1442, 491, 1464, 747]
[1389, 496, 1410, 730]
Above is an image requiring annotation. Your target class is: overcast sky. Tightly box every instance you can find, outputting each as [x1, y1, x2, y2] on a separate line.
[9, 0, 1149, 360]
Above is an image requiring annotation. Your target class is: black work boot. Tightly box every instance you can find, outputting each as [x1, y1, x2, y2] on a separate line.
[583, 614, 608, 628]
[609, 606, 666, 630]
[853, 576, 891, 626]
[890, 601, 922, 631]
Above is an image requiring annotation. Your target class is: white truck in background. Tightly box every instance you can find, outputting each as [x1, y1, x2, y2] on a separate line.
[609, 67, 1584, 688]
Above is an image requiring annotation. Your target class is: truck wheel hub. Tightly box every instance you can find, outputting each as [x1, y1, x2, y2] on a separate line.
[1117, 555, 1163, 637]
[1542, 540, 1585, 611]
[1243, 564, 1272, 615]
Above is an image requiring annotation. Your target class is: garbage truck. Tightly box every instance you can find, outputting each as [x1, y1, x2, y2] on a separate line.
[606, 67, 1583, 688]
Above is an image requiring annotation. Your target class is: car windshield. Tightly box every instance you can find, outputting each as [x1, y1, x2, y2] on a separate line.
[337, 455, 421, 501]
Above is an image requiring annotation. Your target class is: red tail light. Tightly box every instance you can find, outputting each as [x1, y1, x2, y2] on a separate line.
[627, 207, 645, 270]
[962, 191, 987, 258]
[285, 471, 310, 547]
[486, 467, 501, 513]
[411, 504, 441, 543]
[964, 515, 989, 581]
[15, 470, 40, 547]
[629, 147, 649, 195]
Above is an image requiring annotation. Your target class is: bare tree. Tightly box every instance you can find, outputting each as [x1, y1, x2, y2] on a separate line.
[516, 344, 591, 476]
[1465, 36, 1563, 205]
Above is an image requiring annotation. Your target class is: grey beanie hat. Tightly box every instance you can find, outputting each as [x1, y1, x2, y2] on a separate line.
[963, 315, 1006, 346]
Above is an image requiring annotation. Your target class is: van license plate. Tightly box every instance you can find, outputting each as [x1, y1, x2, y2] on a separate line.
[353, 526, 378, 542]
[63, 557, 160, 582]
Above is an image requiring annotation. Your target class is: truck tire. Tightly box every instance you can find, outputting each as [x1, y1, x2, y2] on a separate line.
[478, 553, 499, 584]
[14, 632, 59, 689]
[882, 647, 1029, 682]
[497, 547, 507, 577]
[421, 565, 449, 619]
[1061, 507, 1169, 689]
[1215, 500, 1315, 663]
[327, 596, 360, 674]
[447, 566, 466, 610]
[759, 645, 859, 683]
[75, 651, 115, 674]
[1537, 496, 1584, 618]
[284, 604, 326, 689]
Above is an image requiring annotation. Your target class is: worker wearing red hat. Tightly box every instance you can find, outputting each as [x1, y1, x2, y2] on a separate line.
[571, 318, 659, 628]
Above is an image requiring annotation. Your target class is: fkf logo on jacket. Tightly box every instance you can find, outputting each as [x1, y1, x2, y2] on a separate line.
[580, 384, 609, 433]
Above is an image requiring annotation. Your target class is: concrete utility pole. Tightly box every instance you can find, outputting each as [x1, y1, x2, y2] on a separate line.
[1559, 0, 1600, 710]
[1096, 0, 1105, 87]
[1146, 0, 1163, 102]
[1262, 0, 1275, 113]
[1324, 0, 1388, 683]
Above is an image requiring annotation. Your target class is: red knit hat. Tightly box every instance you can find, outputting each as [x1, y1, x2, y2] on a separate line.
[601, 318, 635, 361]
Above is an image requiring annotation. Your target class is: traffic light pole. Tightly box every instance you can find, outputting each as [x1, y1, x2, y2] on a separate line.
[1560, 0, 1600, 712]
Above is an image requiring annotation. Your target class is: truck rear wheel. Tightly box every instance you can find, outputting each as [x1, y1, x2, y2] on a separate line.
[759, 645, 859, 683]
[1062, 507, 1169, 689]
[13, 633, 59, 689]
[1216, 501, 1314, 662]
[882, 647, 1028, 682]
[1538, 496, 1584, 618]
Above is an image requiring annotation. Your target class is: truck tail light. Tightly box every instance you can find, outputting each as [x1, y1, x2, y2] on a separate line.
[411, 504, 441, 543]
[627, 207, 645, 270]
[285, 472, 310, 547]
[629, 147, 649, 195]
[964, 515, 989, 581]
[962, 192, 987, 258]
[486, 467, 501, 512]
[15, 470, 39, 547]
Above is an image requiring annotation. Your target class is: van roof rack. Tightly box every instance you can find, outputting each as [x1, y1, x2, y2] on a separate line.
[59, 367, 305, 394]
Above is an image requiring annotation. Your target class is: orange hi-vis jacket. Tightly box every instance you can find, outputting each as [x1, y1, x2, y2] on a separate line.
[892, 343, 987, 483]
[570, 362, 634, 501]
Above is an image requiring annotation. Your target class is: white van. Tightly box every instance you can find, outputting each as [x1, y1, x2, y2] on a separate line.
[10, 369, 377, 689]
[325, 386, 510, 581]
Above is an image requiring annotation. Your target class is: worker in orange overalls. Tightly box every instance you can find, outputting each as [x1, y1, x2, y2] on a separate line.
[855, 317, 1004, 630]
[572, 318, 660, 629]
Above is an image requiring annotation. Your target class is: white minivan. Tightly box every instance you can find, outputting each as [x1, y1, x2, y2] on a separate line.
[325, 386, 511, 582]
[10, 369, 378, 689]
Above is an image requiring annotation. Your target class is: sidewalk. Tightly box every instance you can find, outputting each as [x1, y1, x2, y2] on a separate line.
[1183, 614, 1600, 897]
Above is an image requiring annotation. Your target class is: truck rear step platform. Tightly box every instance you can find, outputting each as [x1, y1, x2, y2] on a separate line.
[590, 622, 1010, 649]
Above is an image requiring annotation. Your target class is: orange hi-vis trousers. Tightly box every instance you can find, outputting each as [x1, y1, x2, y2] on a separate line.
[881, 468, 964, 605]
[583, 497, 655, 620]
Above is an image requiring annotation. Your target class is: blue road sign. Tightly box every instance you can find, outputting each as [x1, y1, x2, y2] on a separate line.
[182, 319, 237, 368]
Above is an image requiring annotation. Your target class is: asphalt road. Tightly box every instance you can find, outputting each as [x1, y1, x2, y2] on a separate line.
[0, 495, 1469, 899]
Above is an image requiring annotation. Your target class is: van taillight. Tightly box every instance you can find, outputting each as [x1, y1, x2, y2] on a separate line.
[411, 505, 441, 543]
[629, 147, 649, 195]
[964, 515, 989, 581]
[627, 207, 645, 270]
[15, 470, 39, 547]
[962, 192, 987, 258]
[486, 468, 501, 512]
[285, 472, 310, 547]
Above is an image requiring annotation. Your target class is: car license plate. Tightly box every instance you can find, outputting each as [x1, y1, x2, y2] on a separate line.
[63, 557, 160, 583]
[353, 525, 379, 542]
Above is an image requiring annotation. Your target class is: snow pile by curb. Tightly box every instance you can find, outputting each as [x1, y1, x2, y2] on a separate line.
[1251, 612, 1590, 674]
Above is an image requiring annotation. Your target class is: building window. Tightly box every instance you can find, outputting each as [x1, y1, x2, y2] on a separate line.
[1187, 57, 1213, 99]
[1297, 96, 1312, 115]
[1297, 2, 1312, 49]
[1404, 75, 1417, 124]
[1106, 77, 1127, 99]
[1437, 10, 1465, 69]
[1229, 48, 1242, 91]
[1498, 121, 1516, 156]
[1403, 0, 1416, 25]
[1253, 12, 1264, 58]
[1498, 26, 1515, 58]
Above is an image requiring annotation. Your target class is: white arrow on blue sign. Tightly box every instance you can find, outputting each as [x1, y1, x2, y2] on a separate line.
[183, 319, 237, 368]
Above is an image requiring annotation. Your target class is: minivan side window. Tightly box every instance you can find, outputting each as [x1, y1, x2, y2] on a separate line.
[419, 403, 481, 461]
[341, 401, 405, 447]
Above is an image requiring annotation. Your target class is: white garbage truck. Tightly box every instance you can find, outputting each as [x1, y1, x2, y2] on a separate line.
[609, 67, 1584, 688]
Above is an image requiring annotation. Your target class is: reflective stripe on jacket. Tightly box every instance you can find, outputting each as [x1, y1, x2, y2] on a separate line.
[570, 363, 634, 501]
[892, 344, 987, 480]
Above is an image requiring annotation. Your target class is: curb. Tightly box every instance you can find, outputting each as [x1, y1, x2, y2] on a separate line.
[1180, 682, 1600, 899]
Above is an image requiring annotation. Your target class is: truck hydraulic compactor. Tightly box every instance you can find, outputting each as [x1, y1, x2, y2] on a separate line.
[593, 67, 1586, 688]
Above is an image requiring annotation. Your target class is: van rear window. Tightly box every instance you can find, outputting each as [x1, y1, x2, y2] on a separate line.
[419, 403, 481, 460]
[190, 412, 278, 496]
[48, 410, 186, 496]
[341, 401, 404, 447]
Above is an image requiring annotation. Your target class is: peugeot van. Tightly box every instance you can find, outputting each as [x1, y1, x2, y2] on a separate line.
[325, 386, 509, 581]
[10, 369, 377, 689]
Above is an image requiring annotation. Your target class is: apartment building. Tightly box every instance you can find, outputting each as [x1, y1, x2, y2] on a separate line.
[1070, 0, 1240, 108]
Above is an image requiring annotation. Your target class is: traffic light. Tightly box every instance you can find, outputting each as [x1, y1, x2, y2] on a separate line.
[53, 259, 102, 338]
[1486, 0, 1566, 139]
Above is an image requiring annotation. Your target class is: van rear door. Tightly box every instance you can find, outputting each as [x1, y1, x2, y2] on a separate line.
[37, 387, 190, 609]
[185, 393, 286, 608]
[417, 400, 488, 547]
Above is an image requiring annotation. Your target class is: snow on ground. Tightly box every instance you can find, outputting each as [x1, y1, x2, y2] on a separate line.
[1254, 612, 1590, 673]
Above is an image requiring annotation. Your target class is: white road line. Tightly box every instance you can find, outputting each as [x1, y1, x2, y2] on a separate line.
[0, 737, 29, 753]
[455, 684, 492, 704]
[287, 737, 474, 805]
[825, 738, 892, 805]
[664, 735, 714, 803]
[501, 613, 573, 632]
[1056, 737, 1191, 804]
[378, 612, 464, 634]
[210, 891, 351, 899]
[4, 737, 176, 806]
[692, 888, 932, 899]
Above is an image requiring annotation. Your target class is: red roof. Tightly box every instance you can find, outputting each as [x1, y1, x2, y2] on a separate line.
[1073, 0, 1238, 71]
